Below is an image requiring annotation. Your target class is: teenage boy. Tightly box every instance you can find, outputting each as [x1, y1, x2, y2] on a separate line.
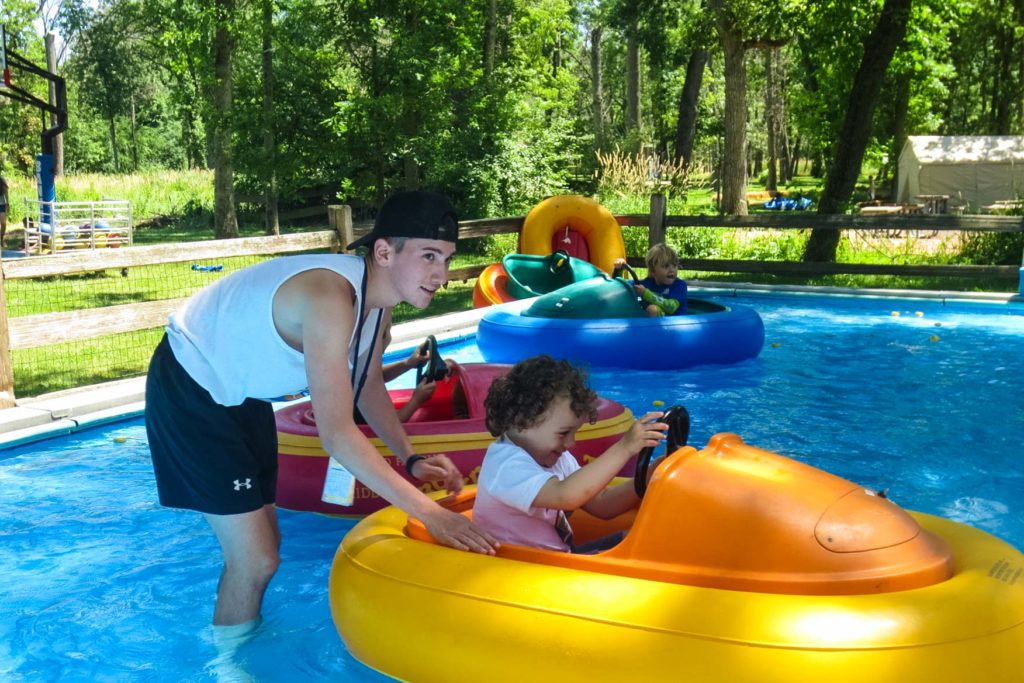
[145, 190, 498, 632]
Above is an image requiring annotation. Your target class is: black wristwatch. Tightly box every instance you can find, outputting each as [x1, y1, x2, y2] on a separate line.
[404, 455, 427, 478]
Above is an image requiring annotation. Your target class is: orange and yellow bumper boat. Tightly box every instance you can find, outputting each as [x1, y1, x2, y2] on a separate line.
[473, 194, 626, 307]
[329, 433, 1024, 682]
[275, 361, 633, 516]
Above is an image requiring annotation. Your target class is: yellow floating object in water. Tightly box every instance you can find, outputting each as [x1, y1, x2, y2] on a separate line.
[113, 436, 128, 443]
[652, 400, 665, 407]
[771, 342, 781, 348]
[931, 335, 940, 342]
[329, 434, 1024, 682]
[518, 195, 626, 274]
[891, 311, 900, 316]
[915, 311, 924, 317]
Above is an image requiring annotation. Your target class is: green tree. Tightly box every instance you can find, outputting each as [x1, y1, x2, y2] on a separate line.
[211, 0, 238, 238]
[804, 0, 912, 262]
[0, 1, 50, 174]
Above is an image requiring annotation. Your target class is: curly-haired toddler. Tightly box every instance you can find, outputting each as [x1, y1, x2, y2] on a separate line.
[473, 355, 666, 553]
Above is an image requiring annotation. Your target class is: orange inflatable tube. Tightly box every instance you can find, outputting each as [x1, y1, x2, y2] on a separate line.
[472, 262, 516, 307]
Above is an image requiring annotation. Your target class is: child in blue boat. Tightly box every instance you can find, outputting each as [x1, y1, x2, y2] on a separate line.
[618, 243, 688, 316]
[473, 355, 666, 553]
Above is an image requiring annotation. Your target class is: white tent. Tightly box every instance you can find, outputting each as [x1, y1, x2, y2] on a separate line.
[896, 136, 1024, 211]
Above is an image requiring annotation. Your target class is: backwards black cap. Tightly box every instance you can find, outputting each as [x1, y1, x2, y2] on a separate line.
[347, 190, 459, 251]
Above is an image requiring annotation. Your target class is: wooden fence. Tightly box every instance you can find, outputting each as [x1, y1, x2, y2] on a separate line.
[1, 198, 1021, 407]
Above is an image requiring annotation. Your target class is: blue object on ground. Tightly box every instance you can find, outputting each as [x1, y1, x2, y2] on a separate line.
[763, 195, 813, 211]
[191, 264, 224, 272]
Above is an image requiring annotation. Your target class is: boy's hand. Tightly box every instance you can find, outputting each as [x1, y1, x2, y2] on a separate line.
[633, 283, 647, 295]
[411, 380, 437, 404]
[421, 507, 499, 555]
[409, 453, 465, 494]
[407, 342, 430, 369]
[621, 411, 668, 455]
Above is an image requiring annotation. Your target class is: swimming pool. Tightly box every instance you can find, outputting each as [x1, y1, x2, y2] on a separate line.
[2, 290, 1022, 681]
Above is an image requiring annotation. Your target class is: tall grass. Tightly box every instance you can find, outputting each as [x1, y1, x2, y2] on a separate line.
[3, 169, 214, 223]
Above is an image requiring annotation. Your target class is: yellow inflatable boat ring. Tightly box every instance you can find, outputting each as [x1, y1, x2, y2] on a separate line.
[329, 427, 1024, 682]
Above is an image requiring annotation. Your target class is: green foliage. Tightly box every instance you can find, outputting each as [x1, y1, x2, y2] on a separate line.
[956, 232, 1024, 266]
[1, 169, 214, 224]
[716, 229, 810, 261]
[1, 0, 1018, 231]
[484, 233, 520, 263]
[667, 226, 721, 259]
[0, 3, 50, 174]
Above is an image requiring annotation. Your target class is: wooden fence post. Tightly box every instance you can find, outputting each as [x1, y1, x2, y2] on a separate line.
[649, 193, 667, 250]
[0, 264, 17, 408]
[328, 205, 353, 253]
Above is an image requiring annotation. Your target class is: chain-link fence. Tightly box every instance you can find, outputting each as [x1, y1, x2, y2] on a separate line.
[1, 224, 348, 401]
[6, 256, 269, 396]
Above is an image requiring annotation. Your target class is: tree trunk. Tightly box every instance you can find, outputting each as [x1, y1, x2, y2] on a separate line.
[775, 49, 791, 184]
[551, 31, 561, 78]
[212, 0, 239, 239]
[765, 46, 789, 189]
[625, 27, 641, 143]
[789, 135, 801, 177]
[713, 6, 748, 215]
[129, 94, 139, 171]
[764, 49, 778, 192]
[108, 116, 120, 173]
[484, 0, 497, 76]
[673, 49, 708, 168]
[262, 0, 279, 236]
[591, 26, 604, 150]
[44, 33, 64, 177]
[175, 73, 203, 169]
[991, 12, 1014, 134]
[779, 124, 791, 184]
[803, 0, 912, 262]
[888, 72, 911, 199]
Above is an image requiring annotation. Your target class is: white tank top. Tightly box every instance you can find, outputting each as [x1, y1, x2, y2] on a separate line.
[166, 254, 382, 406]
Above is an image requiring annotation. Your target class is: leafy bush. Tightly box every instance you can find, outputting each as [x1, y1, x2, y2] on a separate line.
[667, 227, 721, 259]
[956, 232, 1024, 265]
[484, 233, 518, 262]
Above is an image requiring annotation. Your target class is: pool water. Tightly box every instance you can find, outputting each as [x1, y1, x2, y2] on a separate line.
[2, 291, 1022, 682]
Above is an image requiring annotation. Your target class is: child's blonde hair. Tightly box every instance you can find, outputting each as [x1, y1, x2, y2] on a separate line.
[646, 243, 679, 270]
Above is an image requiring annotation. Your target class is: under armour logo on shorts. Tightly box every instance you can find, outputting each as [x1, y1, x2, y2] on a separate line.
[233, 478, 252, 491]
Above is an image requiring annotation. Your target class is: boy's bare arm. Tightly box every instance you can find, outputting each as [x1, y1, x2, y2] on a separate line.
[295, 272, 495, 552]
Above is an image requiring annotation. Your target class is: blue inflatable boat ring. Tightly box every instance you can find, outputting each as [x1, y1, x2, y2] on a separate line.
[477, 273, 765, 370]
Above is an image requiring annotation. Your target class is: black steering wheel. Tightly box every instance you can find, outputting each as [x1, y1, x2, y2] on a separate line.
[634, 405, 691, 497]
[548, 249, 572, 275]
[612, 261, 640, 283]
[415, 335, 450, 385]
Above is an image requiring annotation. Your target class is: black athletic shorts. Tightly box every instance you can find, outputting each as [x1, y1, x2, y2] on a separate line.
[145, 335, 278, 515]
